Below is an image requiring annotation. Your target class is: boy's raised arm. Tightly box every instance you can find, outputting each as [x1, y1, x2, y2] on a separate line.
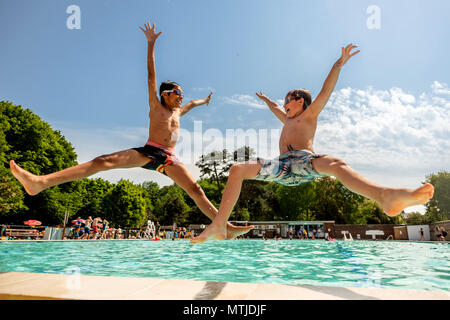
[308, 44, 360, 117]
[256, 92, 287, 123]
[139, 22, 162, 110]
[180, 92, 213, 116]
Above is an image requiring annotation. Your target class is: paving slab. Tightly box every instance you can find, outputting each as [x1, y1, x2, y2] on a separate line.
[0, 272, 449, 300]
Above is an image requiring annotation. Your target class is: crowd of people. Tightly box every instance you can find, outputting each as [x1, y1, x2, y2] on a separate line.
[66, 219, 199, 240]
[68, 216, 111, 240]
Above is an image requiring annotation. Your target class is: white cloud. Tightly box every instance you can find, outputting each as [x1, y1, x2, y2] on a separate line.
[314, 85, 450, 191]
[223, 94, 266, 109]
[431, 81, 450, 96]
[192, 86, 215, 93]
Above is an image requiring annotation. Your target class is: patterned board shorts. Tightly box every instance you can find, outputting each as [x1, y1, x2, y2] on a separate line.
[254, 150, 327, 186]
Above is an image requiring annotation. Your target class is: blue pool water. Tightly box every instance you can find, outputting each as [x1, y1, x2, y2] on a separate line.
[1, 239, 449, 291]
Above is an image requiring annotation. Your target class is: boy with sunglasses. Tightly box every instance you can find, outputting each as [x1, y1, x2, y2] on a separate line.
[191, 44, 434, 243]
[9, 22, 253, 240]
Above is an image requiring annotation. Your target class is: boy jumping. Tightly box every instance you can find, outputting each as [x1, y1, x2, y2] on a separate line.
[9, 22, 253, 240]
[191, 44, 434, 243]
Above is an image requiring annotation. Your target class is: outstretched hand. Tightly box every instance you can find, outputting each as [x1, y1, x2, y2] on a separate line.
[256, 91, 271, 104]
[205, 92, 213, 105]
[139, 22, 162, 43]
[337, 44, 360, 68]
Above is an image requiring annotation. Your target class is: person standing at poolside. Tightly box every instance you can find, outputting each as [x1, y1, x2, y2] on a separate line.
[9, 22, 252, 241]
[301, 226, 307, 240]
[155, 221, 161, 239]
[100, 219, 108, 240]
[435, 226, 442, 241]
[81, 216, 93, 240]
[73, 217, 82, 240]
[92, 217, 100, 240]
[419, 227, 425, 241]
[440, 227, 447, 241]
[192, 44, 434, 243]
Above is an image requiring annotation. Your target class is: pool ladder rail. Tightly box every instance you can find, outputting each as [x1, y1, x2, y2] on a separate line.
[343, 232, 353, 241]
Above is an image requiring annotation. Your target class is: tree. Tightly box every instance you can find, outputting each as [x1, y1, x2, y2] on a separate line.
[101, 180, 147, 228]
[276, 183, 317, 221]
[235, 180, 277, 221]
[195, 146, 256, 200]
[195, 149, 232, 198]
[424, 171, 450, 222]
[153, 185, 189, 226]
[404, 212, 428, 225]
[75, 178, 113, 219]
[1, 101, 79, 224]
[0, 166, 26, 218]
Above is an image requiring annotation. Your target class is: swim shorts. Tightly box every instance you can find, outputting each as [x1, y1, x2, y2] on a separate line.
[133, 140, 181, 175]
[254, 150, 326, 186]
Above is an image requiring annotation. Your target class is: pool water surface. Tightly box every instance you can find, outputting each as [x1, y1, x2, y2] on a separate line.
[1, 239, 449, 291]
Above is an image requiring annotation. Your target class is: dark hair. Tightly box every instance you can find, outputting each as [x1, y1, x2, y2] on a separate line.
[159, 80, 181, 106]
[286, 89, 312, 110]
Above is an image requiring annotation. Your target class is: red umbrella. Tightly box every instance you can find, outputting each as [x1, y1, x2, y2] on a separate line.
[72, 219, 86, 224]
[24, 220, 42, 226]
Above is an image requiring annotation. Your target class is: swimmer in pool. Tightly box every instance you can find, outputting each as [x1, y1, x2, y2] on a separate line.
[8, 22, 253, 240]
[191, 44, 434, 243]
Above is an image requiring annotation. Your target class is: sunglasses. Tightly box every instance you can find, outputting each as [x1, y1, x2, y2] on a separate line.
[284, 95, 302, 105]
[284, 94, 310, 110]
[163, 89, 183, 96]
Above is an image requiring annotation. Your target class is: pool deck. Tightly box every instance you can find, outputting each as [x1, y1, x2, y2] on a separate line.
[0, 272, 449, 300]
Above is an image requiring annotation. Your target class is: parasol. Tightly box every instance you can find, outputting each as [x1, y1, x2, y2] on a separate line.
[24, 220, 42, 226]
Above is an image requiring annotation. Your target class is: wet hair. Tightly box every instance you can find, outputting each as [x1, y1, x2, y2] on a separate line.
[285, 89, 312, 110]
[159, 80, 181, 106]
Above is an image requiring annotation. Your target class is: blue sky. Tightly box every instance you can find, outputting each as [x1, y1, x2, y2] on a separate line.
[1, 0, 449, 213]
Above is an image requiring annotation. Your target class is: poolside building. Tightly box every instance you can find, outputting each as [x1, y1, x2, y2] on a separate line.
[228, 220, 336, 239]
[224, 221, 415, 240]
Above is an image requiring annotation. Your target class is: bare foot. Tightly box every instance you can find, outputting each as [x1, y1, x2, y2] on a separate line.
[381, 183, 434, 217]
[226, 223, 254, 240]
[190, 221, 227, 244]
[9, 160, 44, 195]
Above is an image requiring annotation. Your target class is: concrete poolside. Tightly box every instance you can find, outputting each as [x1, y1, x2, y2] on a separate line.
[0, 272, 449, 300]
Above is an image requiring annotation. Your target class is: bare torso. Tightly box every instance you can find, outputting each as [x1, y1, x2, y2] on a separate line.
[279, 113, 318, 154]
[148, 105, 181, 149]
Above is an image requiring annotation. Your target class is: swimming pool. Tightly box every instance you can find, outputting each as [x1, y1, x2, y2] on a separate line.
[1, 239, 449, 292]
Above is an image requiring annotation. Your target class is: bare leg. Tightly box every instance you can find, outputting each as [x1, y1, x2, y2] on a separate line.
[190, 162, 262, 243]
[165, 163, 255, 240]
[312, 156, 434, 216]
[9, 149, 150, 195]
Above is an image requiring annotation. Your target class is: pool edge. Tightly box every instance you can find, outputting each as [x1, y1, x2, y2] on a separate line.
[0, 272, 449, 300]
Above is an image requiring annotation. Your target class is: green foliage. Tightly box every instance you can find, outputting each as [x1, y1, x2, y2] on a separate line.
[195, 149, 232, 198]
[1, 101, 79, 224]
[0, 101, 78, 175]
[404, 212, 429, 225]
[276, 183, 316, 221]
[424, 171, 450, 222]
[101, 180, 147, 228]
[0, 166, 26, 217]
[75, 178, 114, 219]
[153, 185, 189, 226]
